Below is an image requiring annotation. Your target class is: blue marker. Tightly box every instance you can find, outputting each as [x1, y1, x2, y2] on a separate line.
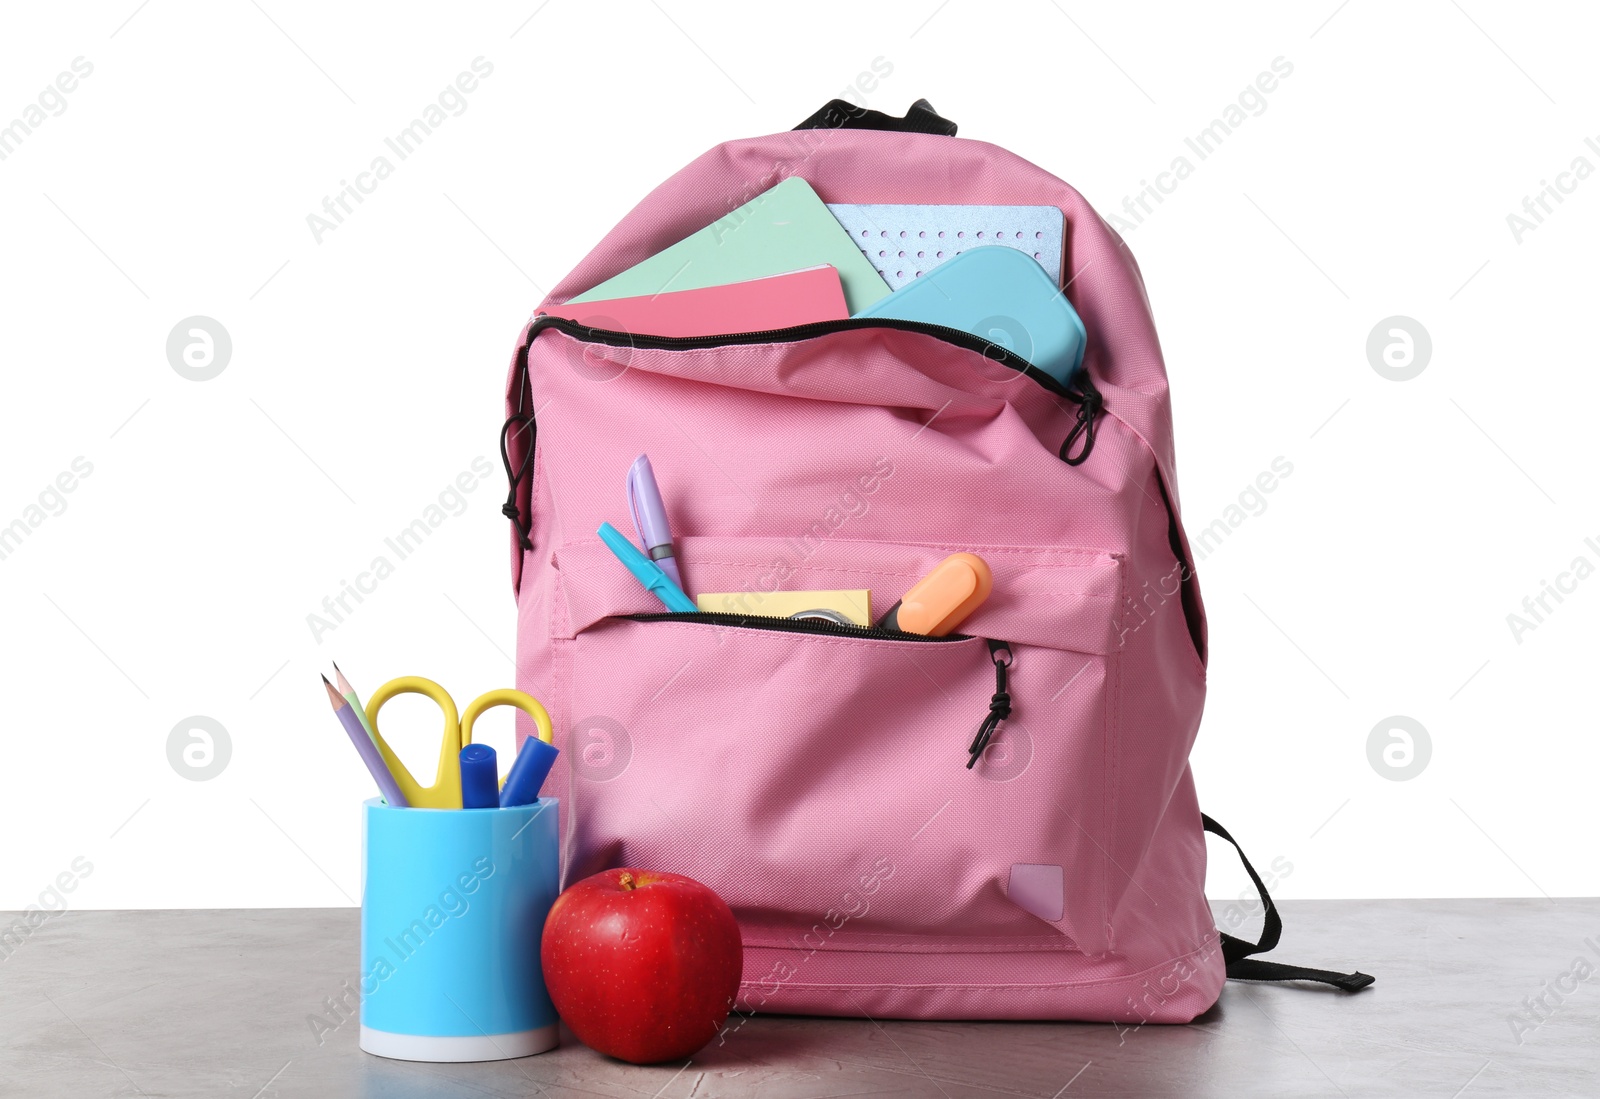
[597, 522, 697, 612]
[459, 744, 500, 809]
[500, 737, 560, 808]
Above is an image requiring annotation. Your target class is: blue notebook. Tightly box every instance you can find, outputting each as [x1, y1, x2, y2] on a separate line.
[852, 246, 1086, 386]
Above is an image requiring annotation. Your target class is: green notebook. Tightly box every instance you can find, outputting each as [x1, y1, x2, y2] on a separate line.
[569, 177, 891, 315]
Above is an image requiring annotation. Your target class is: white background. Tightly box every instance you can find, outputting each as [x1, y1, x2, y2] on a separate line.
[2, 1, 1594, 910]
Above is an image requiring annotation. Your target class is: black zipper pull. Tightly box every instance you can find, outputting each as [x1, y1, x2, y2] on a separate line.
[967, 640, 1013, 769]
[1058, 383, 1103, 466]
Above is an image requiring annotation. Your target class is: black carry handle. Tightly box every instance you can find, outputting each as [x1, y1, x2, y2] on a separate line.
[1203, 814, 1374, 993]
[794, 98, 957, 136]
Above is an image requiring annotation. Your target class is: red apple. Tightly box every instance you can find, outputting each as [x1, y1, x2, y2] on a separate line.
[541, 868, 743, 1064]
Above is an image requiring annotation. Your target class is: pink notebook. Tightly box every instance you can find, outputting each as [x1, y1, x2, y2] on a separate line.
[540, 266, 848, 337]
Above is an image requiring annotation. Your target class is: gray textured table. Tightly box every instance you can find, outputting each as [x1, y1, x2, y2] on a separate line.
[2, 900, 1594, 1098]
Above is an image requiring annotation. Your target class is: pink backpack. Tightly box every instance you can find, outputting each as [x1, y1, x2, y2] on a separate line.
[501, 100, 1372, 1023]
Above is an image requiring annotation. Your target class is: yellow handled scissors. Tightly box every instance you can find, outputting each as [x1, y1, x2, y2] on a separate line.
[365, 677, 554, 809]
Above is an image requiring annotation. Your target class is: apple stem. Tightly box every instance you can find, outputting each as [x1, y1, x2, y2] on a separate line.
[618, 871, 636, 891]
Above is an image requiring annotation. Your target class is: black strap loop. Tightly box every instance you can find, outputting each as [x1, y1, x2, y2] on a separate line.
[794, 98, 958, 136]
[1202, 814, 1374, 992]
[1223, 957, 1375, 993]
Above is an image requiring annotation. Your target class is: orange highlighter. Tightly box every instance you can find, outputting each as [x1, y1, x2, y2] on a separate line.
[877, 553, 993, 636]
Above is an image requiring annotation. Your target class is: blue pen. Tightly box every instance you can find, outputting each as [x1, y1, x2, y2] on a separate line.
[597, 522, 697, 611]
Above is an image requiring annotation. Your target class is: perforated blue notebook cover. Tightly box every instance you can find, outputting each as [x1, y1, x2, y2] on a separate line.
[827, 204, 1065, 289]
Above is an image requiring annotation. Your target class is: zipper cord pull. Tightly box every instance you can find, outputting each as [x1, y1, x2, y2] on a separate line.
[1058, 387, 1103, 466]
[967, 640, 1013, 768]
[500, 411, 537, 552]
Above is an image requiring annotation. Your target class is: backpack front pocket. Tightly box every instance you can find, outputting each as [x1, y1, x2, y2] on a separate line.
[510, 319, 1167, 962]
[552, 535, 1126, 956]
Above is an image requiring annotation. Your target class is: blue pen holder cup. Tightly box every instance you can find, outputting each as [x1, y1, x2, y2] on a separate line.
[359, 798, 560, 1061]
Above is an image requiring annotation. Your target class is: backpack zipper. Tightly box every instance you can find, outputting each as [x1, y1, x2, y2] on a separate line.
[629, 611, 1014, 769]
[504, 312, 1103, 580]
[526, 313, 1102, 463]
[626, 610, 969, 642]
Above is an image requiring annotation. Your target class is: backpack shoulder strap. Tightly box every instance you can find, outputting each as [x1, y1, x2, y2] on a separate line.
[1203, 814, 1375, 993]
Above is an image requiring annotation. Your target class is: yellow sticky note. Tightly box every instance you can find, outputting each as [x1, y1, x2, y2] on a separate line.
[695, 589, 872, 627]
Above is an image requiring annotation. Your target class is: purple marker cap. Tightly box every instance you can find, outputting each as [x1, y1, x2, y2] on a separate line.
[626, 454, 682, 587]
